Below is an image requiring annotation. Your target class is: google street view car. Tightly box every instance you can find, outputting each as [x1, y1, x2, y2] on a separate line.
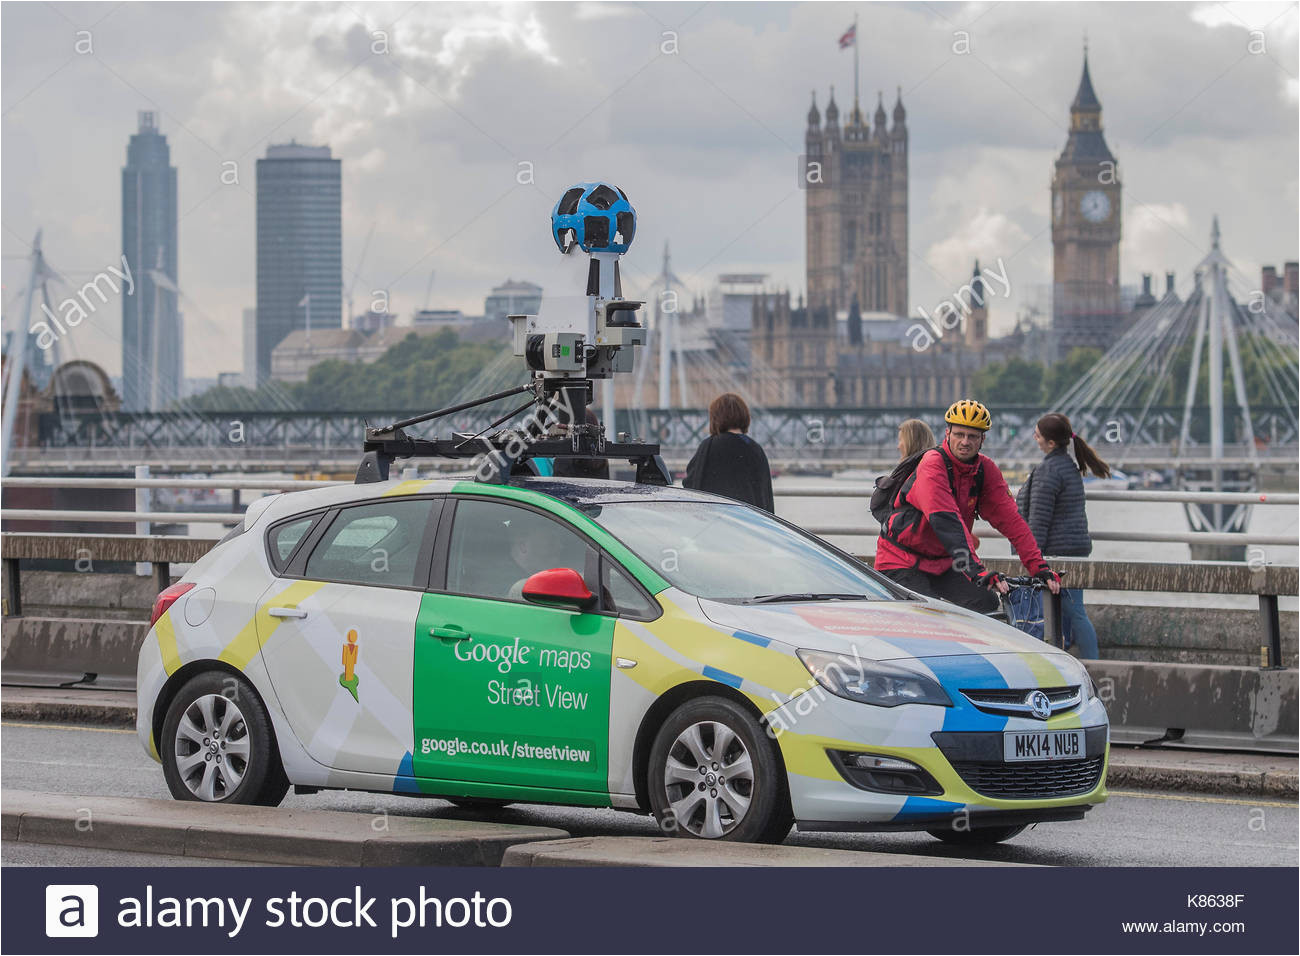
[137, 476, 1108, 844]
[136, 183, 1108, 844]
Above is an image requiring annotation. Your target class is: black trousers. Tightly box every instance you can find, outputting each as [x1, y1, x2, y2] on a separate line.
[882, 566, 1000, 614]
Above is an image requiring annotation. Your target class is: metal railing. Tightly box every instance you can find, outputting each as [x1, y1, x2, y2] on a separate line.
[4, 477, 1297, 546]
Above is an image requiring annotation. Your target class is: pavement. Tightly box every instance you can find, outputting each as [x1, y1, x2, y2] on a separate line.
[2, 789, 569, 867]
[3, 685, 1295, 798]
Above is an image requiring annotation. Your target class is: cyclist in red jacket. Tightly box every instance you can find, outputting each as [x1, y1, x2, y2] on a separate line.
[876, 400, 1061, 613]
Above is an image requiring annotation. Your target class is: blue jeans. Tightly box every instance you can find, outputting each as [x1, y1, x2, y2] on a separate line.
[1061, 588, 1099, 658]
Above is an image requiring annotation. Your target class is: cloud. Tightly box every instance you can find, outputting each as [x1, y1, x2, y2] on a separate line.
[1, 0, 1295, 384]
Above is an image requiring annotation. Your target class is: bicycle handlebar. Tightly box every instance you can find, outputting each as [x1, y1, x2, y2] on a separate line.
[1001, 570, 1068, 588]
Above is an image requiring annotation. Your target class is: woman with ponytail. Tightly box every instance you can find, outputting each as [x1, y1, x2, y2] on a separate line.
[1015, 412, 1109, 658]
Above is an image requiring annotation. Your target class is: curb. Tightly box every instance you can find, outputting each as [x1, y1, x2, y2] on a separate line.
[2, 697, 136, 728]
[500, 836, 1032, 867]
[2, 790, 570, 867]
[1105, 759, 1297, 799]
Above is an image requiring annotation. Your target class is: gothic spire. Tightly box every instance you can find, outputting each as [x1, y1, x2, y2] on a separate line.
[807, 89, 820, 128]
[1072, 48, 1101, 112]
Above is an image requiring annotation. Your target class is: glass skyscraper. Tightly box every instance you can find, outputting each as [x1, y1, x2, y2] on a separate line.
[121, 111, 180, 411]
[255, 143, 342, 383]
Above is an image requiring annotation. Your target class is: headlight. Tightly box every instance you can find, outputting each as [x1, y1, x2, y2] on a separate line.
[1055, 654, 1096, 702]
[796, 649, 952, 708]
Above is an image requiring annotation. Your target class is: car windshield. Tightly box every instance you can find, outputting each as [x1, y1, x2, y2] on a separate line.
[584, 500, 898, 603]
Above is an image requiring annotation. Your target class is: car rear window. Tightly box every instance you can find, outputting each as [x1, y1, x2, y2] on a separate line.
[304, 499, 434, 588]
[268, 516, 315, 569]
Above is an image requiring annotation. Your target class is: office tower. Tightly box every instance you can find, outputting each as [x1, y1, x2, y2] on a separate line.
[255, 143, 342, 382]
[121, 110, 180, 410]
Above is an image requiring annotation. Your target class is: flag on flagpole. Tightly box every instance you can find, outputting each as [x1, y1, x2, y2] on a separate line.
[298, 294, 310, 307]
[838, 24, 856, 49]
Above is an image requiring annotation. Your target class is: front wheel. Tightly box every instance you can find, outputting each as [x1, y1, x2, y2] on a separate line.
[926, 824, 1027, 845]
[647, 696, 792, 844]
[160, 671, 288, 806]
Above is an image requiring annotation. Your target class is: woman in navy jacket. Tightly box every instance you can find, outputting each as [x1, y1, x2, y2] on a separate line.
[1016, 412, 1110, 658]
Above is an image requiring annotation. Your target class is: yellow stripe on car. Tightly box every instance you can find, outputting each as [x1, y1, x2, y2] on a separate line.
[155, 610, 181, 676]
[218, 580, 325, 669]
[382, 480, 433, 497]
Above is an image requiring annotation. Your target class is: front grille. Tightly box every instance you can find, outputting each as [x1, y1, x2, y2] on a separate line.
[951, 755, 1104, 799]
[961, 685, 1081, 718]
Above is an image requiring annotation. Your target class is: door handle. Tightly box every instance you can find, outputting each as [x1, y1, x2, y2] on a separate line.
[268, 606, 308, 619]
[429, 625, 471, 641]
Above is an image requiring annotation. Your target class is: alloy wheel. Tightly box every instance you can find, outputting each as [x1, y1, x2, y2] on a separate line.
[661, 720, 754, 838]
[172, 693, 251, 801]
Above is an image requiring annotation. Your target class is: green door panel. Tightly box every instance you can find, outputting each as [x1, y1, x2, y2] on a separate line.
[413, 591, 614, 795]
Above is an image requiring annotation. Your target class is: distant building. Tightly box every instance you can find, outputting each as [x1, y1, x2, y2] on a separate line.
[1261, 263, 1299, 318]
[121, 111, 181, 410]
[484, 280, 542, 322]
[269, 320, 508, 382]
[270, 328, 366, 382]
[805, 85, 909, 321]
[242, 308, 257, 387]
[255, 143, 342, 384]
[412, 309, 468, 324]
[1051, 52, 1123, 358]
[353, 309, 396, 333]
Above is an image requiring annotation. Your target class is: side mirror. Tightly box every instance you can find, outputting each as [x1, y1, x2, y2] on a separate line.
[521, 567, 595, 610]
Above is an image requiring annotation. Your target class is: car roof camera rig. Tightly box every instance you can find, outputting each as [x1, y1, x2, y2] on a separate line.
[355, 181, 671, 487]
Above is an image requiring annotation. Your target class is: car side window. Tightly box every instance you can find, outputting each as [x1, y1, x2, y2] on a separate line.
[267, 516, 316, 571]
[304, 499, 435, 588]
[601, 558, 658, 619]
[446, 499, 591, 602]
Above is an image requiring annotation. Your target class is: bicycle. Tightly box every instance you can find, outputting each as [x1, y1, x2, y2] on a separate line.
[992, 572, 1067, 650]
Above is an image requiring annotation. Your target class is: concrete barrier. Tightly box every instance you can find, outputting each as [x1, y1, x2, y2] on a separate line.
[500, 835, 1032, 867]
[1088, 661, 1298, 753]
[2, 790, 570, 866]
[1088, 605, 1297, 668]
[2, 617, 145, 689]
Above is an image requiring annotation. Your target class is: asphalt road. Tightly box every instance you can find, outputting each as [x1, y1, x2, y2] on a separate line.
[3, 721, 1295, 868]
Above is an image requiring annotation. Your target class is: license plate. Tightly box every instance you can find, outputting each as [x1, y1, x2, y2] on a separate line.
[1003, 729, 1086, 762]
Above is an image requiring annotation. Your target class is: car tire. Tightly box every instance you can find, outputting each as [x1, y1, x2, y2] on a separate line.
[926, 824, 1027, 845]
[160, 671, 288, 807]
[647, 696, 792, 844]
[446, 798, 515, 811]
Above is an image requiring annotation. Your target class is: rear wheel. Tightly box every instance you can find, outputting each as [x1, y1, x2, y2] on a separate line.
[647, 696, 792, 844]
[160, 671, 288, 806]
[927, 824, 1027, 845]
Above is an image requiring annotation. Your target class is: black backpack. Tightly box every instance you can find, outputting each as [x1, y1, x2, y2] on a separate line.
[870, 447, 984, 527]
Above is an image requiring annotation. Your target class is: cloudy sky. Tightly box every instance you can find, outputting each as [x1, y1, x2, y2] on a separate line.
[2, 0, 1297, 380]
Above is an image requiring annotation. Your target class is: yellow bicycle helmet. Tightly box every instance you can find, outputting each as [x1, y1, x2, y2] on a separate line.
[945, 399, 992, 431]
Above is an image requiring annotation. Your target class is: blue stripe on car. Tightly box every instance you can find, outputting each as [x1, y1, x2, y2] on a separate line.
[892, 796, 966, 819]
[393, 751, 421, 794]
[732, 629, 771, 648]
[703, 665, 743, 688]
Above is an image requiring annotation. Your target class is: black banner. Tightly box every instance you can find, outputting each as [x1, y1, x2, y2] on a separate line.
[4, 865, 1297, 955]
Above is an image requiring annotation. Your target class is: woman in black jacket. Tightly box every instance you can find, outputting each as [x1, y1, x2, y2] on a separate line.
[1016, 412, 1110, 658]
[683, 393, 774, 512]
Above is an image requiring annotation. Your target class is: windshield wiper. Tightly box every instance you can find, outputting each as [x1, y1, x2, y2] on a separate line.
[745, 592, 871, 605]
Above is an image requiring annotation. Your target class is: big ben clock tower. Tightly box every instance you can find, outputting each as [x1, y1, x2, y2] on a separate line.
[1051, 50, 1122, 355]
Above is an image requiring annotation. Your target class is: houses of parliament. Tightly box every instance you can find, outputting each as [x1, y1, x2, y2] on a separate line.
[746, 53, 1128, 409]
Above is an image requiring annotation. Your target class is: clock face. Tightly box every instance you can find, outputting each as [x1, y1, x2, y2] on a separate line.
[1053, 192, 1064, 222]
[1081, 190, 1111, 223]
